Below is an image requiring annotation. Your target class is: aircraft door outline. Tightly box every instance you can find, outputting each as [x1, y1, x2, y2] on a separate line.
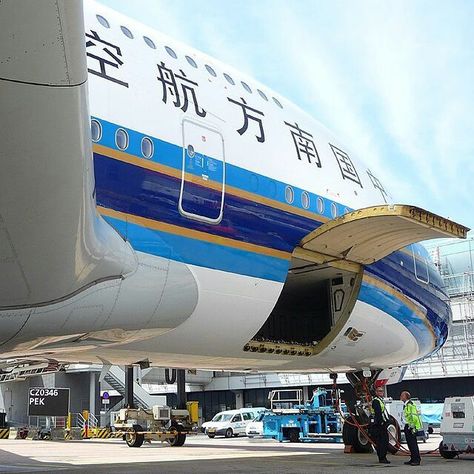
[179, 118, 226, 224]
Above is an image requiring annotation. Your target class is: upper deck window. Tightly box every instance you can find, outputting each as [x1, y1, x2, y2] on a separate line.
[186, 56, 198, 68]
[272, 97, 283, 108]
[96, 15, 110, 29]
[205, 64, 217, 77]
[257, 89, 268, 101]
[165, 46, 177, 59]
[223, 73, 235, 85]
[241, 81, 252, 93]
[143, 36, 156, 49]
[120, 26, 134, 39]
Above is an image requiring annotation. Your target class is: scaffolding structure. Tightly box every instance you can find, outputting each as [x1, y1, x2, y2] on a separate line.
[408, 238, 474, 379]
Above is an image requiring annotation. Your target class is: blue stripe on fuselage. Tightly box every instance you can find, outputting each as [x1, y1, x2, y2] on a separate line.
[93, 117, 450, 352]
[94, 153, 320, 253]
[103, 215, 290, 282]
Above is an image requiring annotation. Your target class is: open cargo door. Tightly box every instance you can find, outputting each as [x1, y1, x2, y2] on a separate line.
[297, 205, 468, 266]
[245, 205, 468, 357]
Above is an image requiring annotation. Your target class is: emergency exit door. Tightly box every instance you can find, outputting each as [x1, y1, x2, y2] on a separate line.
[179, 119, 225, 224]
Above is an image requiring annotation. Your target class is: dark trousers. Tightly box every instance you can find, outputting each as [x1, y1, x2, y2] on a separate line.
[404, 425, 421, 463]
[370, 424, 388, 460]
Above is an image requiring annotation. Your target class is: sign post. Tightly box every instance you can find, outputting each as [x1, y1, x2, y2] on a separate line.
[28, 388, 70, 417]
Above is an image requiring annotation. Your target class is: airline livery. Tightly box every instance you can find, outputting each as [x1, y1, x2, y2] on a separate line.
[0, 0, 468, 389]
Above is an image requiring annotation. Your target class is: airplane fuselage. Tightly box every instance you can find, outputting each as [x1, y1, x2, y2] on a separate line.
[0, 0, 460, 373]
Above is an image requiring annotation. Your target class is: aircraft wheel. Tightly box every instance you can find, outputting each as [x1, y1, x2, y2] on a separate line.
[342, 417, 372, 453]
[387, 416, 401, 455]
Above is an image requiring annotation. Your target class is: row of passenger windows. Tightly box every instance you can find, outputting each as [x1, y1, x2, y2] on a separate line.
[91, 119, 346, 217]
[91, 119, 154, 159]
[95, 14, 283, 109]
[283, 185, 341, 217]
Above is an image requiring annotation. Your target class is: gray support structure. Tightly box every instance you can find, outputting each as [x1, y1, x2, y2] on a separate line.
[176, 369, 187, 409]
[124, 366, 135, 409]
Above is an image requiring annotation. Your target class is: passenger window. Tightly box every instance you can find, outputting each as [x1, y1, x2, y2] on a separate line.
[96, 15, 110, 29]
[285, 186, 294, 204]
[120, 26, 134, 39]
[317, 196, 325, 214]
[115, 128, 129, 150]
[141, 137, 154, 159]
[272, 97, 283, 108]
[242, 413, 252, 420]
[143, 36, 156, 49]
[90, 119, 102, 142]
[186, 56, 198, 68]
[257, 89, 268, 101]
[301, 191, 310, 209]
[205, 64, 217, 77]
[165, 46, 177, 59]
[241, 81, 252, 93]
[232, 414, 242, 422]
[224, 73, 235, 85]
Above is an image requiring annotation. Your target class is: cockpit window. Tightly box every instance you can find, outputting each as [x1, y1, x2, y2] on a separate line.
[165, 46, 177, 59]
[96, 15, 110, 29]
[120, 26, 134, 39]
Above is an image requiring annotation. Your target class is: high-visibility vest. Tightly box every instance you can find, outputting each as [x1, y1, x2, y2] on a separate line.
[370, 397, 389, 422]
[403, 400, 423, 430]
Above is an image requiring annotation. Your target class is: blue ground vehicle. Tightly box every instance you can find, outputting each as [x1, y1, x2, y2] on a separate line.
[262, 388, 344, 443]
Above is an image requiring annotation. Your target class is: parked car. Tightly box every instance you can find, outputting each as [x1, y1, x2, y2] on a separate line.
[245, 411, 268, 438]
[202, 408, 265, 438]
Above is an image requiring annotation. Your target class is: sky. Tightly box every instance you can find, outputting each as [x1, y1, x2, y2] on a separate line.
[98, 0, 474, 233]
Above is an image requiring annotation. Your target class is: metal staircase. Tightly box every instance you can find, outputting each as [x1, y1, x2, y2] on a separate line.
[103, 366, 162, 409]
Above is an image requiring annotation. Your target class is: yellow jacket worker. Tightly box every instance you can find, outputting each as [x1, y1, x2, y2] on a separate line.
[400, 391, 422, 466]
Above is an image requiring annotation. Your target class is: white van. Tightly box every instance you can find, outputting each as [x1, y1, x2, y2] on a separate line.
[202, 408, 265, 438]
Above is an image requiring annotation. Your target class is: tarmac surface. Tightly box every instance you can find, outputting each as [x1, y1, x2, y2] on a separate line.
[0, 433, 473, 473]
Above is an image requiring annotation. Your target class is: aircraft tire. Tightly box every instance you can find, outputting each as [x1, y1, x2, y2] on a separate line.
[342, 417, 373, 453]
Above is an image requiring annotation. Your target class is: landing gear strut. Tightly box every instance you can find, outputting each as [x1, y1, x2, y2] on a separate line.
[342, 370, 400, 454]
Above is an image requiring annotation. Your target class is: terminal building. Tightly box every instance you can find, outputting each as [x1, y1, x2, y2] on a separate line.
[1, 237, 473, 427]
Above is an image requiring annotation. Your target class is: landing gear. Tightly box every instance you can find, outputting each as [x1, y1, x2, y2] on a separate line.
[386, 415, 401, 455]
[342, 416, 372, 453]
[342, 370, 401, 454]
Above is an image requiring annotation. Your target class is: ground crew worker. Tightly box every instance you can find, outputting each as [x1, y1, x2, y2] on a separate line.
[400, 391, 422, 466]
[370, 386, 390, 464]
